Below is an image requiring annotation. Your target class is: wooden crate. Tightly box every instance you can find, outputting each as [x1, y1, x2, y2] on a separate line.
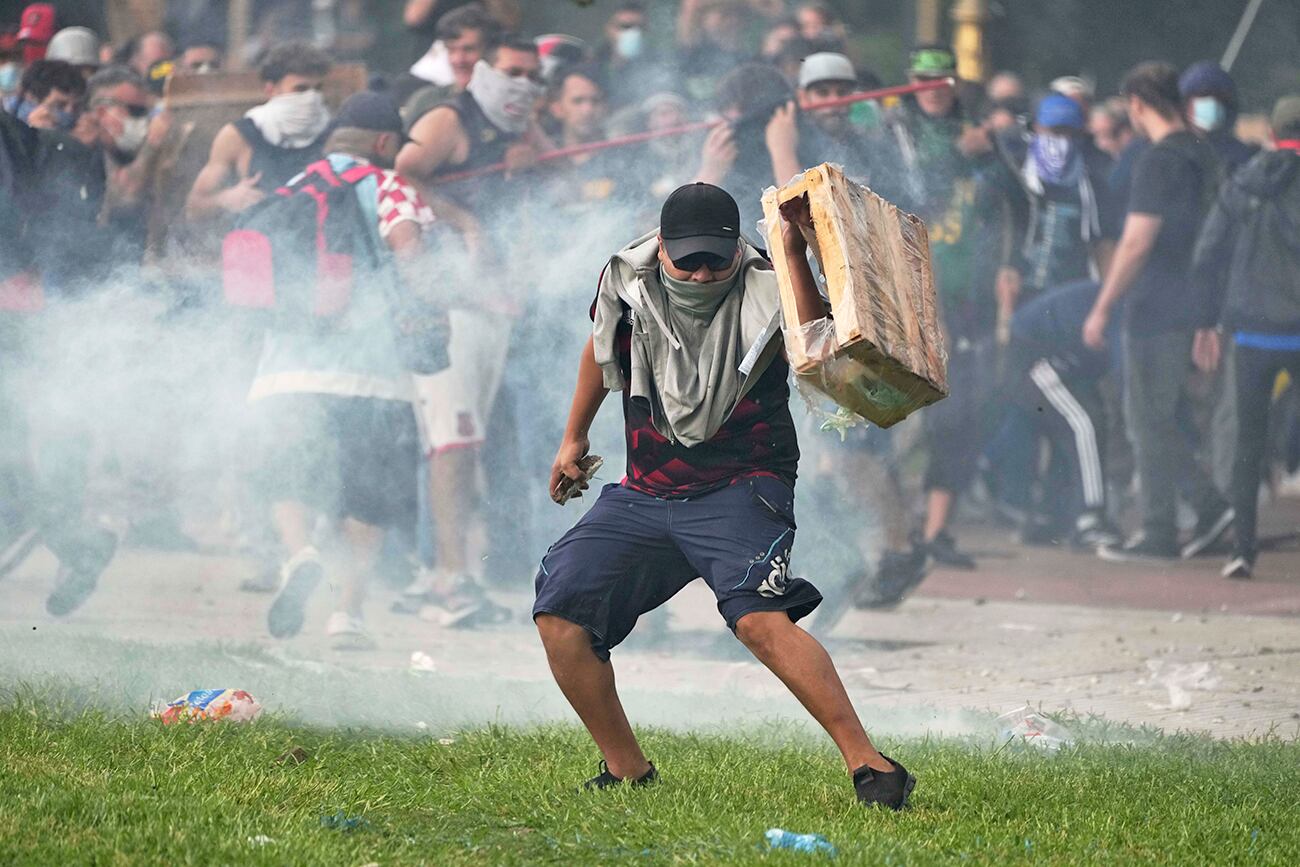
[761, 163, 948, 427]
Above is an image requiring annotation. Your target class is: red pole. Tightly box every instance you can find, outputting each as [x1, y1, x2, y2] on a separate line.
[434, 77, 955, 185]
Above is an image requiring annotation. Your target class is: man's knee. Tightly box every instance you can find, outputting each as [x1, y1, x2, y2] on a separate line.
[536, 613, 590, 648]
[734, 610, 792, 656]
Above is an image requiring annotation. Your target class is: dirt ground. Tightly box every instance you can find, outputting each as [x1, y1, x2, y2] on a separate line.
[3, 498, 1298, 741]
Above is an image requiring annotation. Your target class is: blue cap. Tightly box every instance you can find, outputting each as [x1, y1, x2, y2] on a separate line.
[1035, 92, 1085, 130]
[1179, 61, 1235, 100]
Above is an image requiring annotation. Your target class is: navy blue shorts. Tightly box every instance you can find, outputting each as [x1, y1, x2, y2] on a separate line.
[533, 475, 821, 660]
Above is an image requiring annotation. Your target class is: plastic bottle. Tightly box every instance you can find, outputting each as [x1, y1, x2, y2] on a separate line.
[765, 828, 838, 855]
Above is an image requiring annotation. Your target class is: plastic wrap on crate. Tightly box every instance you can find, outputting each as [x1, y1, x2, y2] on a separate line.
[153, 689, 263, 724]
[798, 316, 838, 363]
[761, 163, 948, 427]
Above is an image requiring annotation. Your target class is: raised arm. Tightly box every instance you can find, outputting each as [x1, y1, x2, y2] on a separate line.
[402, 0, 440, 28]
[778, 194, 831, 324]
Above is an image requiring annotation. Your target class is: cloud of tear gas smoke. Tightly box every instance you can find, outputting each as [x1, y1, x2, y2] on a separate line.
[1, 182, 912, 732]
[0, 65, 925, 739]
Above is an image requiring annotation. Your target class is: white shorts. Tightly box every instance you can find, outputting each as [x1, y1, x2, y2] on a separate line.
[413, 309, 511, 454]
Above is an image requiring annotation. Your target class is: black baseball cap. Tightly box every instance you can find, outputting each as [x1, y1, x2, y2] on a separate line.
[335, 90, 411, 141]
[659, 183, 741, 263]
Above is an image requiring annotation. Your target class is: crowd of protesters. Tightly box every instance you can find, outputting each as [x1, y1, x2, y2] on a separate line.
[2, 1, 1298, 647]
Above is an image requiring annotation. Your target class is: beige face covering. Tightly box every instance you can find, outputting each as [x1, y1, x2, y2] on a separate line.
[656, 251, 741, 317]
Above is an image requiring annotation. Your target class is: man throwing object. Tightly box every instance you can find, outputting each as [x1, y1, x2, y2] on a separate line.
[533, 183, 916, 809]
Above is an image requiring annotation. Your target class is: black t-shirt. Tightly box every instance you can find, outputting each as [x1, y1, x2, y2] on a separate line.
[1125, 131, 1219, 336]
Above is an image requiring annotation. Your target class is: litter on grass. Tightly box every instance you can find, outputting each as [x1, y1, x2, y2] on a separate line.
[765, 828, 838, 855]
[152, 689, 262, 724]
[246, 835, 275, 847]
[409, 651, 437, 673]
[995, 706, 1074, 751]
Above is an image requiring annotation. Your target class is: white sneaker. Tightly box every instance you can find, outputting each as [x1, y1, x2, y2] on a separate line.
[1221, 556, 1253, 580]
[325, 611, 377, 651]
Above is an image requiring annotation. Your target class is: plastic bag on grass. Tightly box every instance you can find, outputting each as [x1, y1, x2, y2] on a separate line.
[996, 706, 1073, 751]
[153, 689, 263, 725]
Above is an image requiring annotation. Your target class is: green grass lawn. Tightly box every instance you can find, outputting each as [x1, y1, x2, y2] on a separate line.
[1, 698, 1297, 865]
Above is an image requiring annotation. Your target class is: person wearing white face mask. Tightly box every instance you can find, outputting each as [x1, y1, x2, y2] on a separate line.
[83, 66, 160, 265]
[186, 41, 333, 221]
[595, 1, 670, 110]
[1178, 61, 1257, 176]
[394, 33, 548, 628]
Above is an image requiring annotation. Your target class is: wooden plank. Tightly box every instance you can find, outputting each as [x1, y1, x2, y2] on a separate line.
[764, 163, 948, 427]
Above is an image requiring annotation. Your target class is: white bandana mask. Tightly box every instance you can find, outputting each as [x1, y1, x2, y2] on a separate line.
[466, 59, 543, 135]
[245, 89, 331, 148]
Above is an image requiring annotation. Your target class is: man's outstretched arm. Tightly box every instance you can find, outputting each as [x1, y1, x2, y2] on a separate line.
[550, 335, 609, 502]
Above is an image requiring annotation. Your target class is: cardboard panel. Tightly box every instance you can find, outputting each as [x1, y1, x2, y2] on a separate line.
[761, 163, 948, 427]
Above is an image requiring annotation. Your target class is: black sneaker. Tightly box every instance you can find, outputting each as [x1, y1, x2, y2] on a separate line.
[1222, 554, 1253, 580]
[1097, 532, 1178, 563]
[924, 531, 976, 570]
[853, 755, 916, 810]
[267, 549, 324, 639]
[415, 576, 511, 628]
[582, 760, 657, 792]
[854, 547, 929, 610]
[1181, 506, 1235, 559]
[45, 528, 117, 617]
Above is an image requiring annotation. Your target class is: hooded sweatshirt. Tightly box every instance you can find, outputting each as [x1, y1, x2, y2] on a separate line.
[1192, 148, 1300, 334]
[592, 230, 785, 448]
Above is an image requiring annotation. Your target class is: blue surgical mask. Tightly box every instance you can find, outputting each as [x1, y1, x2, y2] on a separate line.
[13, 97, 77, 131]
[0, 63, 20, 94]
[50, 106, 77, 131]
[1191, 96, 1226, 133]
[616, 27, 643, 59]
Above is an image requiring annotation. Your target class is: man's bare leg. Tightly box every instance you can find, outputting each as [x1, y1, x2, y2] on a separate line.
[429, 448, 477, 579]
[923, 488, 953, 542]
[271, 501, 313, 557]
[735, 611, 893, 773]
[536, 614, 652, 780]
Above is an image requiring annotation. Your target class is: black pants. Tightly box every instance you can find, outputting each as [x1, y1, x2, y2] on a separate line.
[1124, 330, 1227, 544]
[924, 336, 997, 494]
[1232, 342, 1300, 559]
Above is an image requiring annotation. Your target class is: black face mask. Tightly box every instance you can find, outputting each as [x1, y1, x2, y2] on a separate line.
[671, 251, 734, 272]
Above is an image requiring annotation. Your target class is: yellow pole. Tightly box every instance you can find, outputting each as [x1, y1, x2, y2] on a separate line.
[915, 0, 943, 45]
[951, 0, 989, 83]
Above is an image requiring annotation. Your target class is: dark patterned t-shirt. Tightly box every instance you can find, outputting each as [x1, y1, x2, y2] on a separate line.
[600, 300, 800, 499]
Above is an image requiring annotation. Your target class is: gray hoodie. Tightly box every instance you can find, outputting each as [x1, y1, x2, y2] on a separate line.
[592, 230, 784, 447]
